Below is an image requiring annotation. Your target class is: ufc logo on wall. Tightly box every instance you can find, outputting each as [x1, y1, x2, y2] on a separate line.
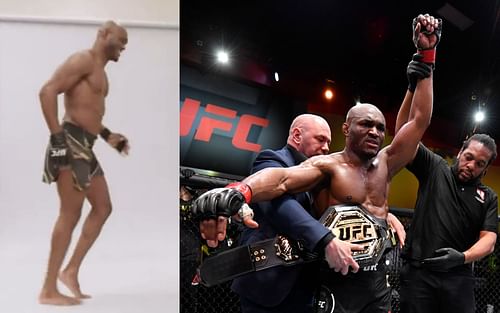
[180, 97, 270, 152]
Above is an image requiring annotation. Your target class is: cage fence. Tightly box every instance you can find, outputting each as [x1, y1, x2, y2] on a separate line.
[180, 184, 500, 313]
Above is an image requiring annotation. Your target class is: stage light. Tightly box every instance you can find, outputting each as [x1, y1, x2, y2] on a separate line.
[474, 110, 485, 123]
[216, 50, 229, 64]
[324, 89, 334, 100]
[322, 79, 336, 101]
[274, 72, 280, 82]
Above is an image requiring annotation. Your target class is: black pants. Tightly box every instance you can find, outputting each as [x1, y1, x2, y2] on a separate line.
[399, 263, 475, 313]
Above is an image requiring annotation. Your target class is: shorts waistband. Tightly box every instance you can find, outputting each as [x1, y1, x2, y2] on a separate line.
[62, 122, 98, 142]
[370, 214, 388, 229]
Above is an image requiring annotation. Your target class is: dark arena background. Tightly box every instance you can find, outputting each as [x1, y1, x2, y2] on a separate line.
[180, 0, 500, 312]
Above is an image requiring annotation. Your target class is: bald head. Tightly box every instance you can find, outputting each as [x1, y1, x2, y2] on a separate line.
[288, 114, 329, 136]
[346, 103, 385, 125]
[288, 114, 332, 157]
[99, 20, 126, 36]
[95, 20, 128, 62]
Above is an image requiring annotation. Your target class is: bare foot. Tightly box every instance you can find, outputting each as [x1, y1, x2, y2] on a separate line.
[39, 291, 81, 305]
[59, 270, 91, 299]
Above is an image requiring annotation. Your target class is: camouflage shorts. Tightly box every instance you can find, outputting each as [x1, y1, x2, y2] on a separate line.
[43, 122, 104, 191]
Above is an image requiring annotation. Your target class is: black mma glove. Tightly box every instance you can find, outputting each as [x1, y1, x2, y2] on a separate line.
[421, 247, 465, 272]
[412, 15, 442, 68]
[407, 53, 433, 92]
[49, 131, 69, 167]
[100, 127, 127, 153]
[115, 139, 127, 153]
[412, 16, 442, 49]
[191, 182, 252, 219]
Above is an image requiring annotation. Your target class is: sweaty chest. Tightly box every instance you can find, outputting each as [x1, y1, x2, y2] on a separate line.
[329, 165, 388, 205]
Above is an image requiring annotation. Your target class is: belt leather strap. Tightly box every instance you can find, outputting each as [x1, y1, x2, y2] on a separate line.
[199, 204, 396, 287]
[199, 236, 318, 287]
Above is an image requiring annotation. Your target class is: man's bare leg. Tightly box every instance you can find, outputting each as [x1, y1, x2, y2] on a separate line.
[39, 170, 85, 305]
[60, 175, 112, 299]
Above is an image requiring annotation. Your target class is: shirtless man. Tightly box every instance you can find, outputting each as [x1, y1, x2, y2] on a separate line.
[38, 21, 129, 306]
[193, 14, 440, 312]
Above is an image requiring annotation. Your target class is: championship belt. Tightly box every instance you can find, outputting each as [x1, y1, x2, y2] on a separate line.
[198, 204, 396, 287]
[319, 204, 396, 267]
[198, 235, 317, 287]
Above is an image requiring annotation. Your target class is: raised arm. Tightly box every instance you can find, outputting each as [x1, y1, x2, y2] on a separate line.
[395, 91, 414, 135]
[386, 14, 441, 177]
[395, 14, 440, 134]
[387, 77, 432, 175]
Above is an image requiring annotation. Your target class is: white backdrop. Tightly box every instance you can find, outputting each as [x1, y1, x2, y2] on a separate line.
[0, 20, 179, 313]
[0, 0, 178, 25]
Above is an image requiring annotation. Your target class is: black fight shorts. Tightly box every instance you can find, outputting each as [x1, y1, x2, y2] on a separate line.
[314, 256, 391, 313]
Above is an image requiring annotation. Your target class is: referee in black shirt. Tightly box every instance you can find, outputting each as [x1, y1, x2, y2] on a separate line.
[395, 126, 497, 313]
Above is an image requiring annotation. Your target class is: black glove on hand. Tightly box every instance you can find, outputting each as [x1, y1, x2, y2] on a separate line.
[116, 139, 128, 153]
[412, 16, 442, 49]
[49, 131, 69, 167]
[412, 15, 443, 68]
[407, 54, 433, 92]
[100, 127, 128, 153]
[422, 247, 465, 272]
[191, 182, 252, 219]
[192, 188, 246, 219]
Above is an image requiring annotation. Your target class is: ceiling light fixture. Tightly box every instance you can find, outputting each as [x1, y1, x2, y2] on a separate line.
[216, 50, 229, 64]
[324, 89, 334, 100]
[323, 79, 336, 101]
[274, 72, 280, 82]
[474, 110, 485, 123]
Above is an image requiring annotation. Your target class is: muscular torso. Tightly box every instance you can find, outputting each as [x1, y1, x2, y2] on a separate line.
[63, 57, 108, 135]
[313, 152, 390, 219]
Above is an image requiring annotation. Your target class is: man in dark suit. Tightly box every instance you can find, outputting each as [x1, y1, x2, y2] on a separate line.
[232, 114, 342, 313]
